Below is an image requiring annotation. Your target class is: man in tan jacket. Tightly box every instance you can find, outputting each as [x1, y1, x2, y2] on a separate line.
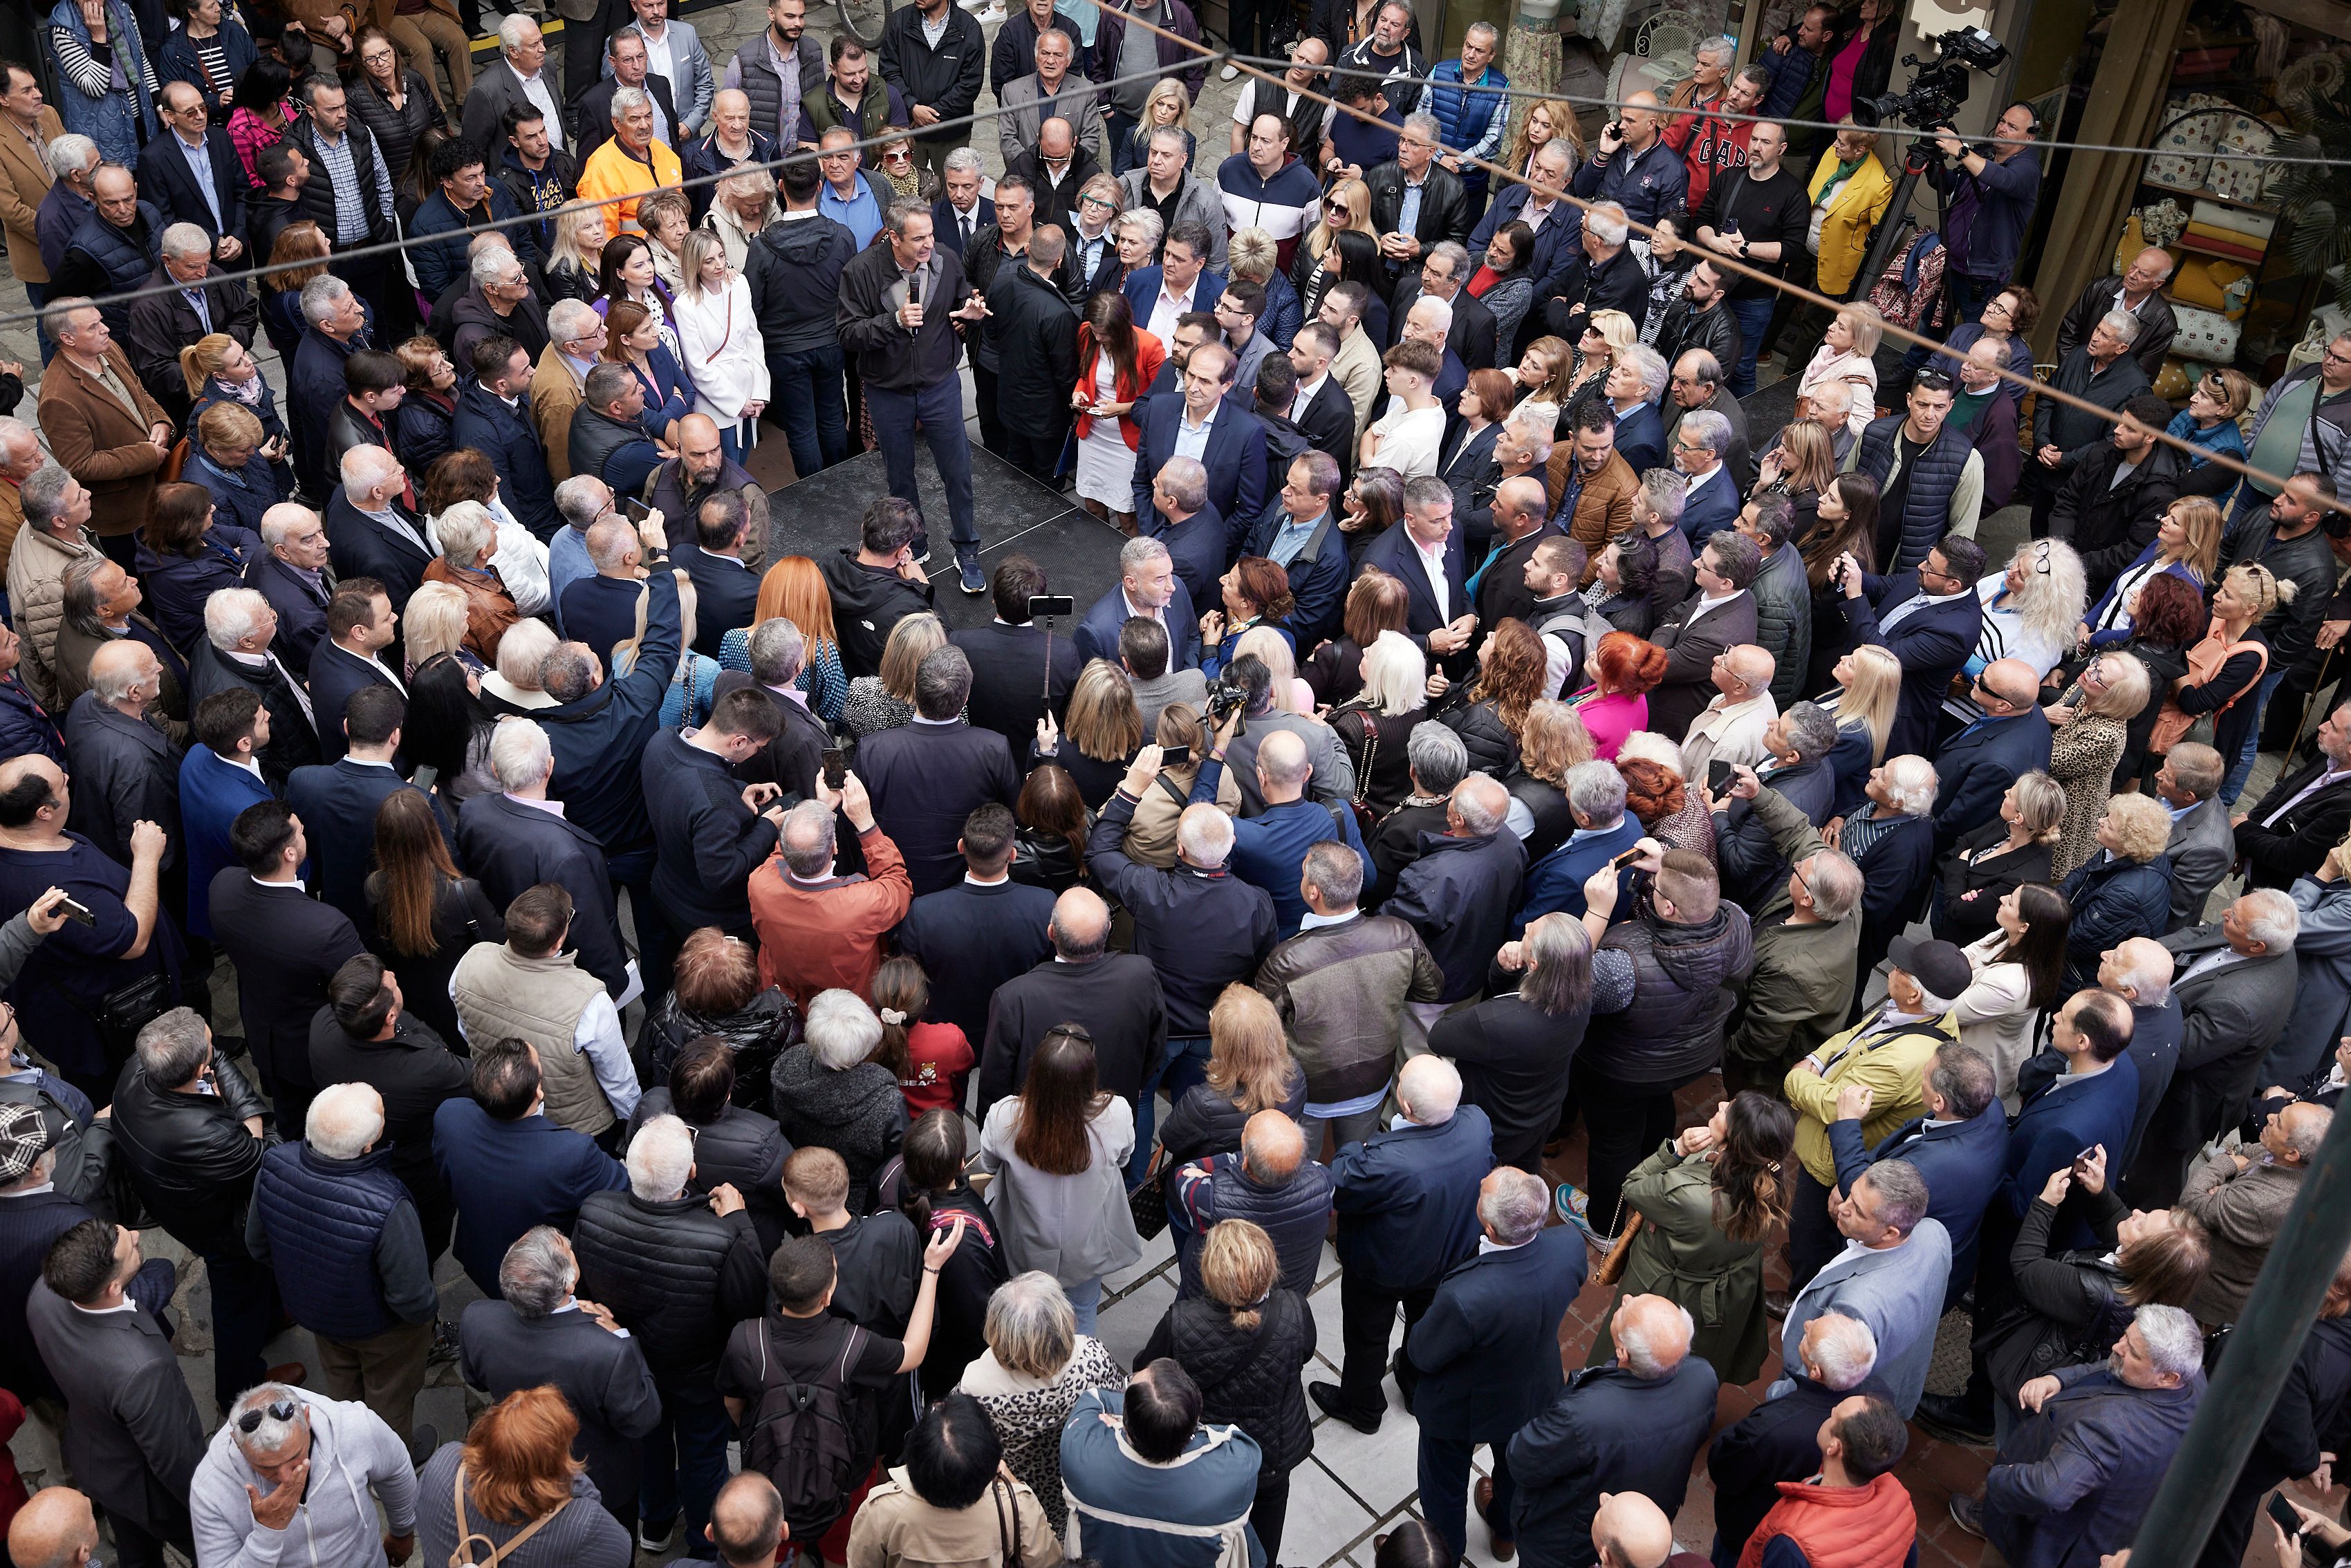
[0, 65, 63, 345]
[34, 299, 171, 561]
[3, 463, 103, 711]
[1546, 401, 1642, 581]
[533, 298, 604, 483]
[0, 417, 44, 579]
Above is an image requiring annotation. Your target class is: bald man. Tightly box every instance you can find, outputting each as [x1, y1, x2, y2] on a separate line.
[1200, 725, 1371, 937]
[1680, 642, 1778, 781]
[61, 638, 181, 875]
[1592, 1491, 1678, 1568]
[1164, 1108, 1335, 1300]
[707, 1471, 788, 1567]
[8, 1486, 102, 1568]
[2054, 247, 2180, 379]
[1931, 656, 2054, 852]
[974, 886, 1169, 1124]
[558, 515, 651, 664]
[1509, 1293, 1722, 1567]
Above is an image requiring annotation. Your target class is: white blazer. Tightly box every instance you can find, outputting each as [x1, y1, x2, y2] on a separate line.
[1953, 928, 2041, 1108]
[672, 273, 771, 422]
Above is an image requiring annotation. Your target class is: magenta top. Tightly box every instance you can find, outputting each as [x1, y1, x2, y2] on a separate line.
[1572, 689, 1648, 761]
[1823, 28, 1873, 123]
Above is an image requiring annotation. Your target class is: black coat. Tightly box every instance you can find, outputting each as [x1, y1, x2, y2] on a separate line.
[109, 1052, 270, 1260]
[2202, 1316, 2351, 1568]
[1934, 715, 2056, 855]
[1139, 1289, 1317, 1473]
[977, 951, 1167, 1114]
[895, 877, 1058, 1047]
[307, 1010, 472, 1254]
[988, 260, 1081, 433]
[2054, 278, 2177, 380]
[325, 489, 435, 613]
[453, 789, 633, 1000]
[950, 621, 1081, 754]
[1839, 570, 1983, 763]
[1535, 243, 1649, 353]
[1507, 1358, 1722, 1568]
[2236, 758, 2351, 891]
[361, 871, 504, 1049]
[713, 671, 830, 805]
[284, 756, 427, 931]
[1380, 829, 1528, 1004]
[1646, 590, 1759, 745]
[856, 719, 1023, 896]
[184, 640, 320, 790]
[306, 640, 404, 764]
[1933, 821, 2054, 946]
[122, 265, 257, 418]
[627, 1088, 794, 1256]
[1435, 987, 1589, 1174]
[138, 125, 246, 249]
[62, 694, 183, 871]
[2050, 441, 2184, 599]
[819, 549, 936, 679]
[1158, 1077, 1311, 1170]
[673, 543, 760, 660]
[207, 871, 369, 1109]
[245, 552, 333, 673]
[24, 1278, 205, 1540]
[457, 1298, 662, 1524]
[1651, 294, 1743, 376]
[1364, 160, 1471, 259]
[573, 1188, 768, 1380]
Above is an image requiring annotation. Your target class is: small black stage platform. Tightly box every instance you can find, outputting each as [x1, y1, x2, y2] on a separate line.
[752, 442, 1127, 633]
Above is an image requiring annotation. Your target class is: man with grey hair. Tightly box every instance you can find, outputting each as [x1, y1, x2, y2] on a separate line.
[712, 616, 825, 799]
[122, 216, 258, 422]
[34, 297, 172, 572]
[1774, 1156, 1951, 1417]
[1384, 773, 1526, 1020]
[1075, 532, 1200, 669]
[1357, 473, 1474, 664]
[1539, 198, 1645, 349]
[1721, 751, 1864, 1075]
[454, 718, 634, 999]
[1393, 238, 1496, 370]
[248, 1083, 440, 1452]
[186, 588, 322, 785]
[750, 769, 911, 1005]
[534, 300, 608, 483]
[857, 643, 1021, 897]
[1827, 1039, 2006, 1319]
[1142, 455, 1222, 607]
[2028, 308, 2150, 532]
[1671, 404, 1741, 542]
[463, 14, 566, 157]
[1707, 1312, 1890, 1564]
[5, 463, 101, 709]
[2180, 1097, 2329, 1326]
[1405, 1163, 1589, 1562]
[1507, 1291, 1719, 1568]
[289, 272, 374, 501]
[0, 417, 44, 579]
[1952, 1305, 2204, 1558]
[61, 639, 178, 877]
[189, 1379, 419, 1568]
[546, 472, 617, 622]
[2152, 741, 2232, 931]
[1469, 134, 1576, 289]
[458, 1224, 660, 1528]
[35, 135, 102, 284]
[1365, 111, 1469, 290]
[1512, 758, 1639, 929]
[573, 1112, 764, 1556]
[1368, 720, 1469, 905]
[449, 240, 548, 371]
[1713, 701, 1839, 902]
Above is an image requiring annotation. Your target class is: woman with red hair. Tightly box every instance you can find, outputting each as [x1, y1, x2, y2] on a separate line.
[417, 1388, 632, 1566]
[1570, 631, 1671, 762]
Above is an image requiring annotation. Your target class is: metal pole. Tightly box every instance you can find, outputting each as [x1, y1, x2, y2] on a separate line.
[2126, 1108, 2351, 1568]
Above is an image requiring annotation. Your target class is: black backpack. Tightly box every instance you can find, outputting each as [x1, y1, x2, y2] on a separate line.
[739, 1318, 877, 1539]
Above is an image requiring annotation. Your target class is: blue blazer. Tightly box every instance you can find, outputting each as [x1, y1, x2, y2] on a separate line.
[1355, 519, 1468, 647]
[1121, 264, 1227, 326]
[1329, 1104, 1493, 1291]
[433, 1098, 627, 1296]
[1467, 185, 1574, 288]
[1998, 1054, 2141, 1232]
[1839, 572, 1985, 763]
[0, 678, 65, 771]
[1830, 1101, 2008, 1305]
[1511, 816, 1643, 936]
[1072, 578, 1200, 671]
[1196, 756, 1369, 937]
[136, 125, 246, 250]
[306, 641, 402, 765]
[1680, 465, 1742, 545]
[1245, 507, 1352, 649]
[1407, 1226, 1590, 1442]
[177, 746, 275, 942]
[1931, 710, 2054, 853]
[1147, 501, 1227, 614]
[1131, 400, 1268, 537]
[1613, 399, 1666, 476]
[1825, 722, 1874, 818]
[243, 551, 330, 671]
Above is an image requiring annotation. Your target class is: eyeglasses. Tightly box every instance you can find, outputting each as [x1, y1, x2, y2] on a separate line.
[1079, 194, 1115, 209]
[236, 1399, 301, 1434]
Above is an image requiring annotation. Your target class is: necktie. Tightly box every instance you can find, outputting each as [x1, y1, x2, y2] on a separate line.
[962, 214, 973, 247]
[184, 288, 211, 331]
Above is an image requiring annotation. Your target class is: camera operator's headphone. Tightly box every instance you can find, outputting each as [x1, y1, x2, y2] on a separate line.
[2008, 102, 2043, 135]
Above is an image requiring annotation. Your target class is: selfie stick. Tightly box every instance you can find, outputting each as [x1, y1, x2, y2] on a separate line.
[1041, 610, 1058, 704]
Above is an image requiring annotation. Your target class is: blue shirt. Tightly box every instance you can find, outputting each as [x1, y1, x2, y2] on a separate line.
[548, 526, 596, 635]
[173, 129, 221, 227]
[1265, 508, 1327, 567]
[819, 174, 884, 250]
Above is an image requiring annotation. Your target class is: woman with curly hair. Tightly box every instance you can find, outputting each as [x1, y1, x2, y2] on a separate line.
[1637, 215, 1697, 342]
[1305, 567, 1410, 707]
[1586, 1090, 1796, 1383]
[1935, 772, 2066, 948]
[420, 448, 550, 618]
[1504, 97, 1585, 180]
[644, 927, 801, 1107]
[1955, 882, 2074, 1101]
[1467, 221, 1536, 353]
[1960, 540, 2087, 700]
[1330, 631, 1429, 817]
[1618, 734, 1715, 863]
[718, 556, 851, 722]
[1502, 701, 1597, 861]
[2045, 653, 2155, 877]
[1438, 617, 1548, 776]
[1585, 532, 1662, 639]
[1570, 631, 1668, 762]
[1200, 557, 1297, 679]
[1011, 764, 1093, 893]
[2056, 792, 2177, 991]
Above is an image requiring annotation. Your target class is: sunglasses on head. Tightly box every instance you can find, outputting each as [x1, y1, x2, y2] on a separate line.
[237, 1399, 300, 1434]
[1913, 371, 1953, 393]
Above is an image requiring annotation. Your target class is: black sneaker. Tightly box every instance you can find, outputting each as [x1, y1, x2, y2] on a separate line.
[1949, 1493, 1987, 1539]
[1307, 1379, 1380, 1435]
[1915, 1391, 1996, 1446]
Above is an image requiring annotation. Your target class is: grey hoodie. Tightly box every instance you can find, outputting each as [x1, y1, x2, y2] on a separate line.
[189, 1391, 418, 1568]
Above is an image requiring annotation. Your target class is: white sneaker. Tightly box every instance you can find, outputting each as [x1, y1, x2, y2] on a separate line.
[1220, 62, 1239, 80]
[972, 3, 1005, 17]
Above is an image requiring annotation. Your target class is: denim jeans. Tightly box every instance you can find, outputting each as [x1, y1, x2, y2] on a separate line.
[1066, 1276, 1103, 1334]
[769, 345, 851, 479]
[1725, 295, 1775, 397]
[640, 1378, 732, 1557]
[2225, 663, 2292, 804]
[866, 375, 978, 556]
[24, 281, 52, 364]
[1126, 1034, 1214, 1184]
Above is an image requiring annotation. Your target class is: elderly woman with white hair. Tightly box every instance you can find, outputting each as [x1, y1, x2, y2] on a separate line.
[419, 499, 521, 663]
[769, 989, 908, 1215]
[1951, 540, 2088, 722]
[1835, 752, 1942, 987]
[1329, 629, 1429, 816]
[1796, 304, 1884, 440]
[956, 1271, 1126, 1539]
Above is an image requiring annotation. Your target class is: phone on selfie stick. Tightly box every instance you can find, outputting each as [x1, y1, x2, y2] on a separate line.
[1029, 595, 1077, 705]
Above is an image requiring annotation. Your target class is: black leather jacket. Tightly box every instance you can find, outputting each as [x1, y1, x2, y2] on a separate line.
[1653, 294, 1743, 376]
[110, 1054, 271, 1258]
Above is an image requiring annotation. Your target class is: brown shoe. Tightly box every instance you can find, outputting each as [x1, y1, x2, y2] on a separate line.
[1477, 1477, 1516, 1562]
[1763, 1290, 1792, 1321]
[266, 1363, 308, 1387]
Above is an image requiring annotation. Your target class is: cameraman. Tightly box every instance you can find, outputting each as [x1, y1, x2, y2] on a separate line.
[1924, 102, 2043, 329]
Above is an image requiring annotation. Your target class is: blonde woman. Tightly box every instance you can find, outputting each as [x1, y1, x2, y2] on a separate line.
[402, 580, 481, 678]
[2056, 792, 2177, 989]
[2082, 497, 2224, 651]
[1821, 644, 1901, 822]
[1505, 97, 1585, 178]
[2159, 561, 2285, 802]
[956, 1272, 1126, 1541]
[1962, 540, 2087, 701]
[1034, 660, 1144, 805]
[2168, 366, 2257, 474]
[1123, 703, 1241, 867]
[1561, 310, 1637, 426]
[1159, 986, 1305, 1168]
[703, 167, 779, 272]
[1799, 304, 1884, 438]
[671, 228, 768, 463]
[1290, 177, 1375, 310]
[1122, 77, 1196, 172]
[1804, 118, 1895, 300]
[1936, 772, 2067, 947]
[543, 205, 608, 307]
[845, 612, 948, 738]
[2046, 653, 2155, 876]
[1329, 630, 1428, 816]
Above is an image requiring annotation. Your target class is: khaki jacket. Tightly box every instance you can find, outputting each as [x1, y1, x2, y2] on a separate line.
[1784, 1007, 1958, 1185]
[1543, 447, 1642, 579]
[530, 342, 586, 482]
[0, 110, 64, 283]
[844, 1468, 1063, 1568]
[5, 525, 104, 711]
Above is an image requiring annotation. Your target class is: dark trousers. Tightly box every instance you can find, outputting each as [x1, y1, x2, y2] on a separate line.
[106, 1507, 194, 1568]
[198, 1249, 281, 1418]
[1419, 1435, 1513, 1562]
[1786, 1166, 1841, 1291]
[1252, 1465, 1291, 1566]
[1725, 295, 1775, 398]
[25, 280, 53, 363]
[1574, 1063, 1691, 1240]
[331, 250, 399, 341]
[1335, 1270, 1435, 1419]
[563, 0, 626, 97]
[95, 531, 140, 570]
[1223, 0, 1270, 58]
[770, 345, 851, 478]
[867, 375, 978, 557]
[972, 362, 1005, 454]
[2022, 454, 2070, 537]
[607, 844, 678, 1000]
[640, 1377, 732, 1557]
[1001, 419, 1071, 485]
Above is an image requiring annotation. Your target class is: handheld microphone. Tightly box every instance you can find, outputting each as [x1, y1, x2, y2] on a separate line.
[904, 269, 920, 329]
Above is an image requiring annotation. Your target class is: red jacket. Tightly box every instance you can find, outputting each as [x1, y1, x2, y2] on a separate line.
[1072, 325, 1167, 451]
[747, 823, 913, 1004]
[1737, 1473, 1917, 1568]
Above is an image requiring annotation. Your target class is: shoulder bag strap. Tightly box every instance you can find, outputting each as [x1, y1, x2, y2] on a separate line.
[450, 1465, 576, 1567]
[994, 1478, 1021, 1565]
[1154, 771, 1193, 812]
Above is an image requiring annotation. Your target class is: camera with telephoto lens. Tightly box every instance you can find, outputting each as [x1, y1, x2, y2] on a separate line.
[1855, 26, 2009, 138]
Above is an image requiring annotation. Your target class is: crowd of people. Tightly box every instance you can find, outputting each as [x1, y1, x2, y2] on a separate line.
[1, 0, 2350, 1565]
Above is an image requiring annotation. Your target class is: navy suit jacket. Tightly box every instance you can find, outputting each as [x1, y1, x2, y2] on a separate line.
[856, 720, 1024, 897]
[434, 1098, 627, 1295]
[1467, 187, 1574, 288]
[1147, 502, 1227, 613]
[1679, 465, 1742, 545]
[1830, 1102, 2008, 1303]
[562, 575, 647, 663]
[1245, 508, 1352, 649]
[244, 552, 331, 671]
[138, 126, 246, 248]
[1072, 580, 1200, 671]
[931, 194, 996, 256]
[283, 757, 426, 931]
[1839, 572, 1984, 763]
[324, 491, 433, 614]
[306, 640, 402, 764]
[1931, 710, 2055, 853]
[1121, 264, 1225, 326]
[1611, 399, 1666, 477]
[453, 790, 633, 997]
[1131, 400, 1268, 535]
[1407, 1226, 1590, 1443]
[1512, 814, 1643, 935]
[1355, 519, 1468, 650]
[1999, 1055, 2141, 1239]
[894, 877, 1057, 1046]
[673, 543, 760, 660]
[1328, 1104, 1493, 1291]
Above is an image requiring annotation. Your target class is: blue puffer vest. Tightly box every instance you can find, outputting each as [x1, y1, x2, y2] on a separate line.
[67, 204, 162, 330]
[1856, 412, 1974, 574]
[1179, 1155, 1335, 1298]
[252, 1143, 406, 1343]
[1422, 62, 1509, 191]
